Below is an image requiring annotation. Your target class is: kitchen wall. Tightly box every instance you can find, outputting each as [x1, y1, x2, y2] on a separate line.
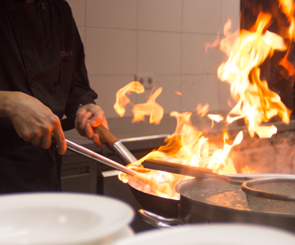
[65, 0, 240, 139]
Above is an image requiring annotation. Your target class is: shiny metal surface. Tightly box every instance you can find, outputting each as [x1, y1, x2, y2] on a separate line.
[112, 141, 138, 164]
[138, 209, 178, 228]
[66, 139, 136, 176]
[242, 178, 295, 214]
[177, 178, 295, 233]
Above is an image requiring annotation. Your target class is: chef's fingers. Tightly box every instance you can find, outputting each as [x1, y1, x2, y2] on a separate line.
[75, 110, 93, 136]
[30, 131, 51, 150]
[51, 121, 66, 155]
[40, 130, 52, 150]
[84, 121, 94, 139]
[89, 108, 109, 129]
[93, 133, 105, 148]
[31, 136, 41, 147]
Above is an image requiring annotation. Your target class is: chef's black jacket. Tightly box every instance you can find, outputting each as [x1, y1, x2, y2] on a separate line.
[0, 0, 97, 193]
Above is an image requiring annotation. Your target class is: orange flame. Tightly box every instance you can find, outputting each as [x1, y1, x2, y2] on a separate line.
[205, 33, 220, 52]
[132, 87, 164, 124]
[218, 13, 291, 138]
[278, 0, 295, 79]
[113, 81, 164, 124]
[119, 111, 243, 199]
[207, 114, 224, 123]
[118, 2, 295, 199]
[174, 91, 182, 96]
[196, 103, 209, 117]
[113, 81, 144, 117]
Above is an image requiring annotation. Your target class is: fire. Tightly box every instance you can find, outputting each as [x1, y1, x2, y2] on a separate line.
[241, 165, 256, 174]
[114, 81, 164, 124]
[132, 87, 164, 125]
[218, 14, 291, 138]
[117, 2, 295, 199]
[119, 110, 243, 199]
[196, 103, 209, 117]
[113, 81, 144, 117]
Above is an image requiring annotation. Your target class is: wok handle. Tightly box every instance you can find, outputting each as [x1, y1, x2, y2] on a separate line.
[94, 124, 118, 148]
[138, 209, 179, 228]
[142, 159, 214, 176]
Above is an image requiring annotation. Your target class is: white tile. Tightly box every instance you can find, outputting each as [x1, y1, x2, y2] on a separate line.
[152, 75, 182, 114]
[221, 0, 240, 32]
[86, 0, 137, 29]
[138, 31, 182, 74]
[180, 75, 220, 112]
[106, 115, 177, 138]
[107, 117, 140, 139]
[89, 75, 137, 119]
[138, 0, 182, 32]
[66, 0, 86, 27]
[182, 33, 221, 74]
[85, 28, 137, 75]
[183, 0, 222, 34]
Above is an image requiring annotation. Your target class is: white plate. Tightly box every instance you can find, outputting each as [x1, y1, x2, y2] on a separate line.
[0, 193, 134, 244]
[99, 226, 134, 245]
[113, 223, 295, 245]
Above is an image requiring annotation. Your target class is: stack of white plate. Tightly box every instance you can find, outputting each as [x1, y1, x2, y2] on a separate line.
[112, 223, 295, 245]
[0, 193, 134, 245]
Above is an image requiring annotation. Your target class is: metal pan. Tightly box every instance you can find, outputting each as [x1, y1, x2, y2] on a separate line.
[128, 173, 295, 220]
[175, 177, 295, 233]
[134, 176, 295, 233]
[128, 182, 179, 218]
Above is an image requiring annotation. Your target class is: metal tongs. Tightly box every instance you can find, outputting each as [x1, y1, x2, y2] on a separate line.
[93, 124, 138, 164]
[66, 139, 137, 176]
[65, 124, 138, 176]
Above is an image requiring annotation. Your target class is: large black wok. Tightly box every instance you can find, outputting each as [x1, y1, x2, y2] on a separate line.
[128, 182, 179, 218]
[129, 175, 295, 233]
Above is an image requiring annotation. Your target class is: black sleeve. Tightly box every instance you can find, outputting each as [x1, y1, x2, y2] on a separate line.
[61, 2, 98, 130]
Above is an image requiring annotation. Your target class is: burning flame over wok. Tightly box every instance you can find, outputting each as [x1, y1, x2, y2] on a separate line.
[115, 0, 295, 200]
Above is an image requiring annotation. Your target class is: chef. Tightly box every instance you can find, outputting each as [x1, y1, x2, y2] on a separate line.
[0, 0, 108, 193]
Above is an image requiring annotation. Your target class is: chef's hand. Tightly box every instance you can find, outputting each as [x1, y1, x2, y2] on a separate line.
[5, 92, 66, 155]
[75, 104, 109, 148]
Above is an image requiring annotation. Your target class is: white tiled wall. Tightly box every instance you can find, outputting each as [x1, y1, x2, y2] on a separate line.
[66, 0, 239, 137]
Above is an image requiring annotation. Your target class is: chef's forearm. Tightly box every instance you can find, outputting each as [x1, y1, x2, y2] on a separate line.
[0, 91, 20, 117]
[0, 91, 34, 118]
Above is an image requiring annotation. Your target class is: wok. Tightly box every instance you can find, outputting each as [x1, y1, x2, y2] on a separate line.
[129, 174, 295, 233]
[129, 173, 295, 217]
[128, 181, 179, 218]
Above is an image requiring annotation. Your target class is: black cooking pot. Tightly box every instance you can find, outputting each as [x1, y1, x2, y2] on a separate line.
[129, 182, 179, 218]
[130, 176, 295, 233]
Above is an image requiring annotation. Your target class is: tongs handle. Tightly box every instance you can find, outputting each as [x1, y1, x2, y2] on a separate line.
[94, 124, 138, 164]
[94, 124, 119, 148]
